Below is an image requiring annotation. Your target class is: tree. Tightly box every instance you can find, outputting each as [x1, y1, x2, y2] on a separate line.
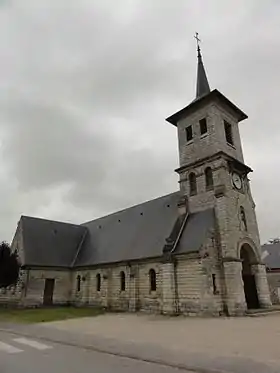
[0, 241, 20, 288]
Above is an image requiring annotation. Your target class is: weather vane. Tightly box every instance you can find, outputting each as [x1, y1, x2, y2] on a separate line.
[194, 32, 202, 57]
[194, 32, 201, 50]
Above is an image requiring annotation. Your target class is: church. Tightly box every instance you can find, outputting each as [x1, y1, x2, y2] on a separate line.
[1, 40, 272, 316]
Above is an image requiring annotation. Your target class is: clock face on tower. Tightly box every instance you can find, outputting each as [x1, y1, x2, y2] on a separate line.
[232, 172, 242, 190]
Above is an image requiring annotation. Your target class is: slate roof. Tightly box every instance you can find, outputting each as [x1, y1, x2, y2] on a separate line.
[20, 216, 87, 267]
[19, 192, 216, 268]
[75, 192, 215, 267]
[166, 89, 248, 126]
[262, 243, 280, 269]
[196, 46, 211, 99]
[175, 208, 215, 255]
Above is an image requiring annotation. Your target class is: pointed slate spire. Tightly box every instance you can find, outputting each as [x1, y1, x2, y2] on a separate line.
[195, 33, 210, 99]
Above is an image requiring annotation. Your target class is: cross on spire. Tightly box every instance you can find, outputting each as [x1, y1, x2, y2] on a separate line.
[194, 32, 201, 57]
[194, 32, 210, 99]
[194, 32, 201, 48]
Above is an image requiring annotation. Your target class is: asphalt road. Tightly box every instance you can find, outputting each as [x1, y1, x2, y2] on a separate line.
[0, 322, 279, 373]
[0, 330, 190, 373]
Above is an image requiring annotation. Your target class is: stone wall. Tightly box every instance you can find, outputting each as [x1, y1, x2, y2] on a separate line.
[176, 91, 263, 261]
[72, 261, 163, 313]
[71, 254, 221, 315]
[266, 271, 280, 304]
[22, 269, 71, 306]
[177, 102, 244, 170]
[214, 176, 262, 259]
[0, 253, 225, 316]
[176, 253, 223, 316]
[72, 266, 132, 310]
[178, 142, 271, 314]
[0, 269, 27, 306]
[180, 157, 227, 213]
[0, 222, 235, 317]
[138, 262, 162, 312]
[222, 260, 246, 315]
[214, 185, 272, 313]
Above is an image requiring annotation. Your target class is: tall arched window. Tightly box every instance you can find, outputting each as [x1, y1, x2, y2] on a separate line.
[120, 271, 126, 291]
[189, 172, 197, 195]
[240, 206, 248, 231]
[76, 275, 81, 292]
[96, 273, 101, 292]
[149, 269, 156, 292]
[205, 167, 214, 190]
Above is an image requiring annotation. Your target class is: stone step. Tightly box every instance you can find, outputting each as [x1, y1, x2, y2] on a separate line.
[246, 310, 280, 317]
[246, 306, 280, 317]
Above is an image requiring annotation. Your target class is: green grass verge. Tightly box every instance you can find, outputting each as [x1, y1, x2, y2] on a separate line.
[0, 306, 103, 324]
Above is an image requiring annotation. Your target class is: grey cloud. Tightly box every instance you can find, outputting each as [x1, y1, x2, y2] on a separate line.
[0, 0, 279, 244]
[1, 98, 111, 190]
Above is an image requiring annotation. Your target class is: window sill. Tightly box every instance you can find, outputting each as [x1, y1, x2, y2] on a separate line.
[148, 291, 158, 298]
[190, 192, 197, 197]
[200, 133, 208, 139]
[186, 140, 194, 145]
[226, 142, 236, 149]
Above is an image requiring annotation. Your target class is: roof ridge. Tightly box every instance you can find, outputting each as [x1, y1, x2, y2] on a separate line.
[81, 191, 179, 226]
[71, 228, 88, 267]
[21, 215, 84, 229]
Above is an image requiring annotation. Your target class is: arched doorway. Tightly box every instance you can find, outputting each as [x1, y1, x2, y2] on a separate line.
[240, 244, 260, 309]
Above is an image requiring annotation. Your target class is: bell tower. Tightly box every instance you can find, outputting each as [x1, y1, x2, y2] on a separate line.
[166, 34, 271, 315]
[166, 34, 248, 213]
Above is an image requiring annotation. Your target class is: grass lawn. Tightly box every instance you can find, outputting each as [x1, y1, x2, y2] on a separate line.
[0, 306, 103, 323]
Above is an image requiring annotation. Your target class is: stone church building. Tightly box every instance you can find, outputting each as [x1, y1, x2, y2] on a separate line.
[1, 43, 272, 316]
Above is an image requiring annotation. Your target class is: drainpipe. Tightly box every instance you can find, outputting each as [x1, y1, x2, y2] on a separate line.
[173, 259, 179, 314]
[214, 229, 229, 316]
[22, 268, 30, 306]
[170, 196, 189, 314]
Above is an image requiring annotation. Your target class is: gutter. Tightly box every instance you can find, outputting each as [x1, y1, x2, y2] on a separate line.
[23, 269, 30, 298]
[214, 220, 229, 317]
[170, 213, 189, 254]
[170, 212, 189, 314]
[71, 228, 88, 268]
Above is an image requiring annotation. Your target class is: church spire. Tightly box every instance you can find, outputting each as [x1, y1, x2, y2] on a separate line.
[194, 33, 210, 99]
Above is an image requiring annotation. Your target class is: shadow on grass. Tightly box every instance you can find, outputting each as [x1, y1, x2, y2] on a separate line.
[0, 306, 104, 323]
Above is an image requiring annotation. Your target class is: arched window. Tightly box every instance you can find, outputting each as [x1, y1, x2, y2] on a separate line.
[96, 273, 101, 292]
[189, 172, 197, 195]
[76, 275, 81, 292]
[120, 271, 126, 291]
[240, 206, 248, 231]
[205, 167, 214, 190]
[212, 274, 217, 294]
[149, 269, 156, 292]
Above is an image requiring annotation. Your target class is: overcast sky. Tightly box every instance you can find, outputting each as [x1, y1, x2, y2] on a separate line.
[0, 0, 279, 244]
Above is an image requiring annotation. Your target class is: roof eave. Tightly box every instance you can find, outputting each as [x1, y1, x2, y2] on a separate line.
[174, 151, 253, 174]
[166, 89, 248, 126]
[19, 216, 27, 267]
[22, 264, 71, 270]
